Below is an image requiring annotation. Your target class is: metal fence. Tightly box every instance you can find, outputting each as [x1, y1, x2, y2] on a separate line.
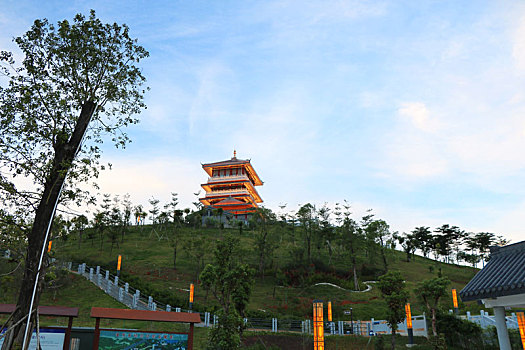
[462, 310, 520, 330]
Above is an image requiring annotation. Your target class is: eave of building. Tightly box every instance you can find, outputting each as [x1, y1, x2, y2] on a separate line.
[480, 294, 525, 308]
[199, 193, 259, 207]
[201, 181, 263, 203]
[460, 240, 525, 302]
[202, 158, 263, 186]
[214, 204, 254, 210]
[201, 179, 250, 192]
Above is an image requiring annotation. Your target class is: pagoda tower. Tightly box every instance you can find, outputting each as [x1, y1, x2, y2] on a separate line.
[200, 151, 263, 221]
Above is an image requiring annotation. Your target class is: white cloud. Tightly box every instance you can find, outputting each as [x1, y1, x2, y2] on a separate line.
[397, 102, 442, 132]
[512, 14, 525, 72]
[490, 200, 525, 243]
[95, 156, 204, 213]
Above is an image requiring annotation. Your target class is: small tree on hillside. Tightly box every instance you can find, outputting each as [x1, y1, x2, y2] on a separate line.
[184, 236, 210, 281]
[148, 197, 160, 225]
[200, 234, 255, 349]
[416, 277, 450, 336]
[253, 207, 277, 278]
[71, 214, 88, 249]
[377, 271, 409, 350]
[334, 200, 363, 290]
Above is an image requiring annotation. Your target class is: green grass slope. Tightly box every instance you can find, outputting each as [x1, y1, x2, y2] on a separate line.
[49, 223, 483, 321]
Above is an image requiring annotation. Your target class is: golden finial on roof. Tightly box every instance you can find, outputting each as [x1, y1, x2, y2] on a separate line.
[233, 149, 237, 159]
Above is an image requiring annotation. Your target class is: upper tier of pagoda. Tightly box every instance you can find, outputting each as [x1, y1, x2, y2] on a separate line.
[199, 151, 263, 216]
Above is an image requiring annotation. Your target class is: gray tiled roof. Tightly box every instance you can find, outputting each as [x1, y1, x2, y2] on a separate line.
[460, 241, 525, 302]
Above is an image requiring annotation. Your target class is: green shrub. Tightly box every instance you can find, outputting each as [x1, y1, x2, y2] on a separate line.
[436, 313, 481, 349]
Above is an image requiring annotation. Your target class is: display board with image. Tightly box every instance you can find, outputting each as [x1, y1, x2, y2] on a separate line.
[98, 329, 188, 350]
[0, 328, 65, 350]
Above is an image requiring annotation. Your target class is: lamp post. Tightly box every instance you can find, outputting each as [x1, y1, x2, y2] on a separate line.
[327, 301, 333, 335]
[117, 255, 122, 277]
[517, 312, 525, 349]
[350, 307, 353, 335]
[452, 289, 459, 315]
[189, 283, 194, 311]
[313, 300, 324, 350]
[405, 303, 413, 345]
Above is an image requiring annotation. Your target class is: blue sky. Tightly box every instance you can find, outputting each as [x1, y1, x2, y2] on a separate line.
[2, 0, 525, 242]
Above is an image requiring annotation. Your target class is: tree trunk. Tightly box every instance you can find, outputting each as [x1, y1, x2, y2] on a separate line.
[78, 230, 82, 249]
[1, 101, 95, 350]
[381, 247, 388, 272]
[306, 233, 311, 263]
[258, 251, 265, 278]
[352, 264, 359, 291]
[431, 308, 437, 336]
[173, 245, 177, 269]
[391, 328, 396, 350]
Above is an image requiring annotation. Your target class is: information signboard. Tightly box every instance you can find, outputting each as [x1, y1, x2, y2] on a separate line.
[99, 329, 188, 350]
[0, 328, 65, 350]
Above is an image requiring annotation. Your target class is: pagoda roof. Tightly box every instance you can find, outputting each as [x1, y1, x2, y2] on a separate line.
[214, 197, 247, 206]
[460, 241, 525, 302]
[202, 155, 263, 186]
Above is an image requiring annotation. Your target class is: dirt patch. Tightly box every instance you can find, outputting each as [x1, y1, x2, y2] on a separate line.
[243, 334, 312, 350]
[340, 300, 368, 305]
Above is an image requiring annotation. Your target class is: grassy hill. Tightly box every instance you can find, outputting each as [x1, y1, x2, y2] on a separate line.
[44, 223, 482, 320]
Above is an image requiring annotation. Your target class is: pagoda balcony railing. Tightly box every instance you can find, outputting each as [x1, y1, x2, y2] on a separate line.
[206, 189, 250, 196]
[207, 175, 250, 183]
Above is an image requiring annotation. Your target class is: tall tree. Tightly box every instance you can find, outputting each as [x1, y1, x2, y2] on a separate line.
[434, 224, 461, 263]
[395, 232, 418, 262]
[335, 200, 362, 290]
[296, 203, 318, 263]
[377, 271, 409, 350]
[0, 11, 148, 349]
[317, 203, 335, 263]
[474, 232, 496, 267]
[366, 219, 391, 272]
[412, 226, 433, 258]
